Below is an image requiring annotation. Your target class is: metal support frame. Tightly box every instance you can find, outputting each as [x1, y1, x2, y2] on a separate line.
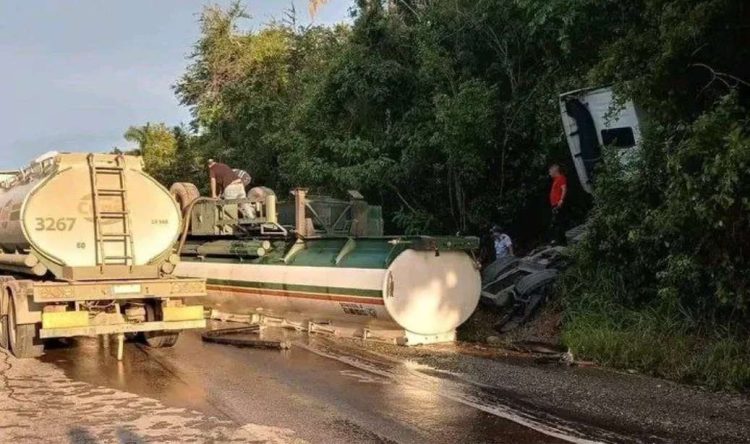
[207, 308, 459, 346]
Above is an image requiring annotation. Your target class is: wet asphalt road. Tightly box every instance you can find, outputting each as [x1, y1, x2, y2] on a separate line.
[40, 326, 569, 444]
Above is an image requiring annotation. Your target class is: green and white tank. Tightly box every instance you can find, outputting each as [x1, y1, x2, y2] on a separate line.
[176, 236, 481, 344]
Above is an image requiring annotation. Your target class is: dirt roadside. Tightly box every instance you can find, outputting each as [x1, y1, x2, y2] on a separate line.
[309, 334, 750, 444]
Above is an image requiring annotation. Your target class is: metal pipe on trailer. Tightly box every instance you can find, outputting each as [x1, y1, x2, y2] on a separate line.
[0, 254, 48, 276]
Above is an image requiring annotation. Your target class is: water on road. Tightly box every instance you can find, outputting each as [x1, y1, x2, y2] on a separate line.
[40, 326, 574, 444]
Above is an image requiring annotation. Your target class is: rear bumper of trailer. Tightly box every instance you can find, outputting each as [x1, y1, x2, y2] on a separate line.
[31, 277, 206, 303]
[40, 316, 206, 339]
[31, 278, 208, 338]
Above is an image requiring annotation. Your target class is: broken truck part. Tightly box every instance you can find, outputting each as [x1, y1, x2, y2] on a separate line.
[172, 183, 481, 345]
[0, 152, 206, 359]
[201, 325, 291, 350]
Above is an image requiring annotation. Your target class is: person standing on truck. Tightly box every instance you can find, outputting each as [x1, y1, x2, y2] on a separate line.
[232, 168, 252, 190]
[491, 225, 514, 259]
[208, 159, 256, 218]
[548, 163, 568, 245]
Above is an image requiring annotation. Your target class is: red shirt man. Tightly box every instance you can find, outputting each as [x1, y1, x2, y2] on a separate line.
[548, 164, 568, 245]
[549, 165, 567, 209]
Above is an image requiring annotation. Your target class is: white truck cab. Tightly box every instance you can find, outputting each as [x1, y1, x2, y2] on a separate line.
[559, 86, 643, 194]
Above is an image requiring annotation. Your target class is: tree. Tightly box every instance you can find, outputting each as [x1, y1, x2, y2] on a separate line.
[122, 123, 178, 184]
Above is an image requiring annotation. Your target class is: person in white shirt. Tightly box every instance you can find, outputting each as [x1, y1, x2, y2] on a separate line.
[491, 225, 514, 259]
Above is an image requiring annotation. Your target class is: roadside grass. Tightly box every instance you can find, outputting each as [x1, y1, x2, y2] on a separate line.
[560, 268, 750, 391]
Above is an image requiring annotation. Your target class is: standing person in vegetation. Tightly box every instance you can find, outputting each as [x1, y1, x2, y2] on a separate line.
[548, 164, 568, 245]
[491, 225, 514, 260]
[208, 159, 256, 218]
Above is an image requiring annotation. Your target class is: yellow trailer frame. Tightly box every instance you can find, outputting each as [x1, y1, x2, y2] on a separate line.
[0, 276, 207, 359]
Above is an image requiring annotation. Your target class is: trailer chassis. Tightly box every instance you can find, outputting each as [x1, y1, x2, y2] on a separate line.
[0, 275, 206, 359]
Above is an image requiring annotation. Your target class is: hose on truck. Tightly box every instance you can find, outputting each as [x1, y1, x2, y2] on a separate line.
[176, 196, 216, 255]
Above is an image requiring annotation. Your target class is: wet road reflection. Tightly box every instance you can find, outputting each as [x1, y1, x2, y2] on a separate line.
[43, 326, 566, 444]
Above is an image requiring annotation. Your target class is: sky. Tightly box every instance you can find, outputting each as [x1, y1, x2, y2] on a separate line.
[0, 0, 353, 168]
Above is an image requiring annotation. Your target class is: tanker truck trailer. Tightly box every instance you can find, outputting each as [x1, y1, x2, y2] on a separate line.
[0, 152, 206, 359]
[171, 185, 481, 345]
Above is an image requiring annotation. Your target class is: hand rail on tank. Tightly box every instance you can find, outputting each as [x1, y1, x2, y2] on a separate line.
[260, 223, 287, 237]
[329, 203, 353, 235]
[114, 154, 137, 269]
[0, 153, 59, 189]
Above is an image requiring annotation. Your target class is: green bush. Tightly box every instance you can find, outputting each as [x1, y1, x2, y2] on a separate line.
[563, 311, 750, 390]
[562, 263, 750, 390]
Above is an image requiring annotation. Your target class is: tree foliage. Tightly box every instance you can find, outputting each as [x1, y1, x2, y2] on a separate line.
[157, 1, 602, 237]
[118, 123, 201, 189]
[122, 123, 177, 180]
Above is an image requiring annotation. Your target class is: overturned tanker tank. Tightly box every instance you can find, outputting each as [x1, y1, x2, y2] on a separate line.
[171, 184, 481, 345]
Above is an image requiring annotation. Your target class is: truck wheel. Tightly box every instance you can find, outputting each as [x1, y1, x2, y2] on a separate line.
[145, 332, 179, 348]
[8, 299, 43, 358]
[482, 256, 519, 285]
[170, 182, 201, 213]
[142, 303, 179, 348]
[514, 269, 559, 299]
[0, 279, 14, 350]
[0, 313, 8, 350]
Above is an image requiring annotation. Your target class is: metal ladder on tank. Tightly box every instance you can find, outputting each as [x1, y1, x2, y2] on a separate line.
[87, 154, 136, 270]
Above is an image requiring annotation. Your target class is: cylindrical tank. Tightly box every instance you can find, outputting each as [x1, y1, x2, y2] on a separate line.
[175, 237, 481, 340]
[0, 153, 181, 276]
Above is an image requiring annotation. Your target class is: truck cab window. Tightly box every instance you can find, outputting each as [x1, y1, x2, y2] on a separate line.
[601, 127, 636, 148]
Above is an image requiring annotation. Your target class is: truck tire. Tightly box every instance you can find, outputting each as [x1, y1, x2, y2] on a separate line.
[142, 303, 179, 348]
[0, 278, 15, 350]
[170, 182, 201, 213]
[8, 299, 43, 358]
[144, 331, 179, 348]
[514, 269, 559, 300]
[482, 256, 519, 285]
[0, 313, 8, 350]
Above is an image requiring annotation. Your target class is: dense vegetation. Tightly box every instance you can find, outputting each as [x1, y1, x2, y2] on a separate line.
[124, 0, 750, 389]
